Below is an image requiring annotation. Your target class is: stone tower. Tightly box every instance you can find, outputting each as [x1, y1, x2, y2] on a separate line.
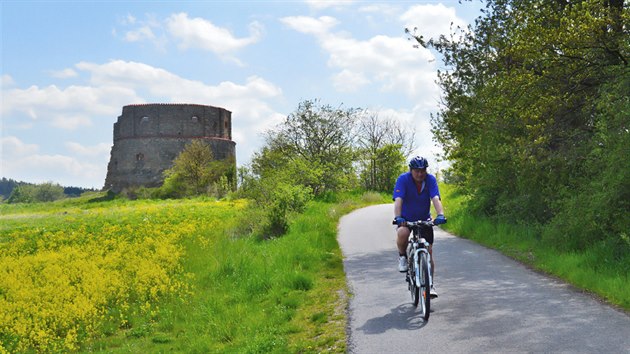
[104, 103, 236, 192]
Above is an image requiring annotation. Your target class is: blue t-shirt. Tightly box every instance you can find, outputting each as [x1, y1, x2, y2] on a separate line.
[392, 172, 440, 221]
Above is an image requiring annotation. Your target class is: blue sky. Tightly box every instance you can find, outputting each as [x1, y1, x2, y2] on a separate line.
[1, 0, 482, 188]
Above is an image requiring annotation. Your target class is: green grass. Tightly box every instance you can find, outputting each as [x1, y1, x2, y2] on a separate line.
[439, 184, 630, 311]
[0, 191, 388, 353]
[4, 185, 626, 352]
[22, 184, 628, 347]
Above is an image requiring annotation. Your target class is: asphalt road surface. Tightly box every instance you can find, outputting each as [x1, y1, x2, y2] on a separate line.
[338, 204, 630, 353]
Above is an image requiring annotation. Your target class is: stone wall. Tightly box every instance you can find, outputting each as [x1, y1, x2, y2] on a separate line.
[104, 104, 236, 192]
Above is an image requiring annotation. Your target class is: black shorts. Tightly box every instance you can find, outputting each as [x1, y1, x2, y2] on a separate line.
[399, 224, 434, 245]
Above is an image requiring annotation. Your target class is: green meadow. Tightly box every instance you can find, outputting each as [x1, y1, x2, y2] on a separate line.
[0, 192, 387, 353]
[1, 186, 627, 353]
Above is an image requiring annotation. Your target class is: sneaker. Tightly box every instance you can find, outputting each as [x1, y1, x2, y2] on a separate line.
[430, 285, 438, 299]
[398, 256, 408, 272]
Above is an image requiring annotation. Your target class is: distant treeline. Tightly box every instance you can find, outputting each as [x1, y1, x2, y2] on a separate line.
[0, 177, 98, 202]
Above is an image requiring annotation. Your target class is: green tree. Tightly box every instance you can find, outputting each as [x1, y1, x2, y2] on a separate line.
[7, 182, 65, 203]
[7, 185, 33, 203]
[160, 140, 235, 198]
[409, 0, 628, 220]
[408, 0, 628, 249]
[359, 144, 406, 193]
[34, 182, 65, 202]
[236, 99, 365, 238]
[0, 178, 20, 200]
[258, 99, 360, 196]
[356, 112, 413, 192]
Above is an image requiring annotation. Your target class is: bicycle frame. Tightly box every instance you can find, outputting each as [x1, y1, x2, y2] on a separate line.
[409, 228, 432, 291]
[398, 219, 434, 319]
[394, 218, 435, 318]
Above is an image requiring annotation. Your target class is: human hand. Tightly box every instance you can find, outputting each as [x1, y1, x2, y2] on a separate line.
[394, 216, 406, 226]
[434, 214, 447, 225]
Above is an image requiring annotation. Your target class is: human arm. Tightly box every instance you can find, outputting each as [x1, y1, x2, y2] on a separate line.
[431, 195, 446, 224]
[431, 195, 445, 216]
[394, 197, 406, 225]
[394, 197, 403, 218]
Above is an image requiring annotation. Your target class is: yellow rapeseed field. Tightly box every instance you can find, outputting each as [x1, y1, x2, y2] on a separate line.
[0, 199, 243, 352]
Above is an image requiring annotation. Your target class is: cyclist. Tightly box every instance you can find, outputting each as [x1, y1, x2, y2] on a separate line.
[393, 156, 446, 298]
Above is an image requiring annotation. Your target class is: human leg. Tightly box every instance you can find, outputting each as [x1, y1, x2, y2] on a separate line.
[397, 226, 411, 272]
[421, 225, 438, 298]
[397, 226, 411, 255]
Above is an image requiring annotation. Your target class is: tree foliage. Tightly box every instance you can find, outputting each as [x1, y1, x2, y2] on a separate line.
[159, 140, 236, 198]
[410, 0, 628, 250]
[356, 112, 411, 192]
[238, 99, 415, 238]
[7, 182, 65, 203]
[255, 99, 360, 196]
[0, 178, 20, 201]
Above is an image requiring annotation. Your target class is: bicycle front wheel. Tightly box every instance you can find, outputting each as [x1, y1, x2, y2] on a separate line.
[420, 253, 431, 320]
[409, 255, 420, 307]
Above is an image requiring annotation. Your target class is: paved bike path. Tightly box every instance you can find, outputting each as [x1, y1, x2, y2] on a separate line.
[338, 204, 630, 353]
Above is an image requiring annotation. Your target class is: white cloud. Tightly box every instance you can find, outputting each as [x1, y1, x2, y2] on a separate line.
[72, 61, 284, 124]
[49, 68, 78, 79]
[50, 61, 284, 128]
[1, 57, 288, 186]
[400, 3, 469, 40]
[332, 69, 370, 92]
[358, 4, 398, 15]
[3, 153, 104, 188]
[166, 13, 263, 55]
[2, 82, 140, 130]
[1, 137, 106, 187]
[76, 60, 177, 88]
[305, 0, 357, 10]
[282, 4, 470, 101]
[283, 14, 439, 99]
[51, 114, 93, 129]
[65, 142, 111, 157]
[122, 14, 137, 25]
[115, 12, 263, 61]
[115, 13, 168, 50]
[124, 25, 156, 42]
[280, 15, 338, 35]
[1, 136, 39, 156]
[2, 74, 15, 87]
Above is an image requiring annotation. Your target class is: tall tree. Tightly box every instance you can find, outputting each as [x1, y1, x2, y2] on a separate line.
[356, 112, 412, 192]
[256, 99, 360, 195]
[410, 0, 629, 223]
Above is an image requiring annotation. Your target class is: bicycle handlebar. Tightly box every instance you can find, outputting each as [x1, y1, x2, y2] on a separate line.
[392, 219, 435, 227]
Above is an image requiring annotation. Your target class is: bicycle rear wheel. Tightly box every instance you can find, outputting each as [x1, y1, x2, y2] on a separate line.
[420, 253, 431, 320]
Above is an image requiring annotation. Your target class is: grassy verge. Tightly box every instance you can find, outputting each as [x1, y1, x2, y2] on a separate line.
[438, 184, 630, 311]
[0, 191, 388, 353]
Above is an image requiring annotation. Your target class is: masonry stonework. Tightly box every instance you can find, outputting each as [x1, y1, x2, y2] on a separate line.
[104, 103, 236, 192]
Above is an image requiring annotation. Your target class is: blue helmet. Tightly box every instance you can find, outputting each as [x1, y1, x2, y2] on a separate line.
[408, 156, 429, 169]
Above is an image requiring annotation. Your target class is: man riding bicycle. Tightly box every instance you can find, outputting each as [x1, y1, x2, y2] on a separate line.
[393, 156, 446, 298]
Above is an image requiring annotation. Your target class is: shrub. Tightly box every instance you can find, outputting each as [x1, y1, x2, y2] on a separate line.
[7, 183, 65, 203]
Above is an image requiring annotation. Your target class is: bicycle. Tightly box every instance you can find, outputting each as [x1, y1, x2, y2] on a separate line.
[393, 219, 434, 320]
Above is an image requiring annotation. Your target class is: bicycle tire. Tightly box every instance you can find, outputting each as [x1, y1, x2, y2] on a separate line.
[407, 255, 419, 307]
[420, 253, 431, 320]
